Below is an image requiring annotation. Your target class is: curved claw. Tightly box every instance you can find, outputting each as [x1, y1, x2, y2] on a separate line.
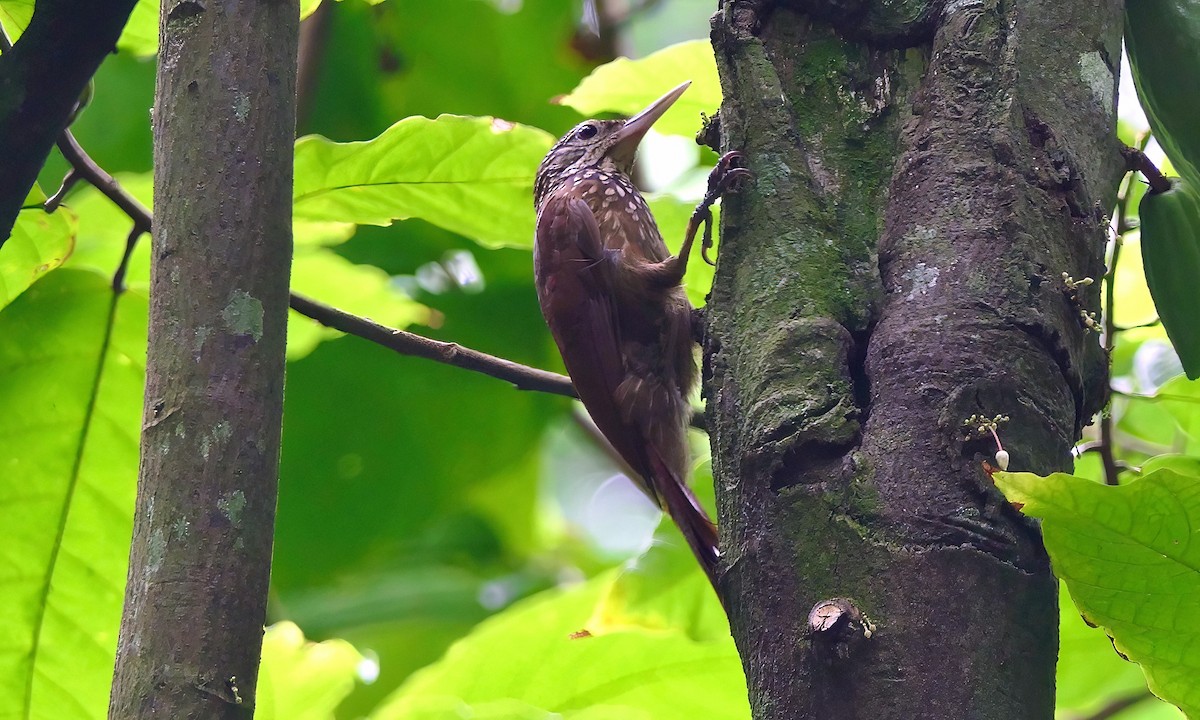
[718, 167, 754, 194]
[695, 152, 753, 266]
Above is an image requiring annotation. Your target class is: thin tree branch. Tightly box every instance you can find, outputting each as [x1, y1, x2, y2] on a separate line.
[55, 129, 152, 229]
[55, 124, 579, 395]
[53, 129, 151, 291]
[51, 127, 576, 396]
[52, 115, 715, 429]
[1121, 144, 1172, 195]
[288, 292, 577, 396]
[1098, 169, 1139, 486]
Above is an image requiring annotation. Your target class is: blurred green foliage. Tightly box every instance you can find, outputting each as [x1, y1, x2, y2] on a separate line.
[0, 1, 1196, 718]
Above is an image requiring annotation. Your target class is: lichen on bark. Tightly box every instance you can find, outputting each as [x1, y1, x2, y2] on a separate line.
[705, 0, 1121, 716]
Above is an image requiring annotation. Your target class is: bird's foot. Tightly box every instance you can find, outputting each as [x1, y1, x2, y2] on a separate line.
[694, 152, 753, 266]
[708, 151, 753, 199]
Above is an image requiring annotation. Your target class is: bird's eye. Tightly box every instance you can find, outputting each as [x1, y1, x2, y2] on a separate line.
[576, 123, 598, 140]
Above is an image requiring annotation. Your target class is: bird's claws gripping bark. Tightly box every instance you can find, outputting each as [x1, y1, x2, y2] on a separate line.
[695, 151, 752, 266]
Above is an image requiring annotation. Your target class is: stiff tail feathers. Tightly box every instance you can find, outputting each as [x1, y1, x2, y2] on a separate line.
[646, 451, 720, 589]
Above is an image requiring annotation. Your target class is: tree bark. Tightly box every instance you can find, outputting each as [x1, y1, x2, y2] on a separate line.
[706, 1, 1120, 717]
[0, 0, 139, 245]
[107, 0, 297, 716]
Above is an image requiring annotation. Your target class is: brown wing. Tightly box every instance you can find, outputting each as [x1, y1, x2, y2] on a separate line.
[534, 193, 659, 501]
[534, 192, 719, 583]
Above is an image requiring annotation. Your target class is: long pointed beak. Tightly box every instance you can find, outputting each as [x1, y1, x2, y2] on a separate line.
[609, 80, 691, 166]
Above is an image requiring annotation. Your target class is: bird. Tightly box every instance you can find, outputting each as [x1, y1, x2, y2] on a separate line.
[532, 80, 748, 587]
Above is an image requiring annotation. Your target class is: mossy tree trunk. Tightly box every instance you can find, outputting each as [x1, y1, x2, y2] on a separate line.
[705, 1, 1120, 717]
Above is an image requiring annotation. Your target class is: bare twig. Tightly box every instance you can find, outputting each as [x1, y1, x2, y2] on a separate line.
[1121, 144, 1172, 195]
[53, 131, 580, 394]
[51, 129, 151, 291]
[1098, 169, 1141, 486]
[288, 292, 578, 396]
[44, 168, 81, 211]
[53, 121, 713, 430]
[55, 129, 152, 228]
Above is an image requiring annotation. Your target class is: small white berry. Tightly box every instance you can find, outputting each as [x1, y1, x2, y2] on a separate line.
[995, 450, 1010, 471]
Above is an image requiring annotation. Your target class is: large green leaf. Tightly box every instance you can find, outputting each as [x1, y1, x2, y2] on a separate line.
[0, 269, 146, 720]
[557, 40, 720, 139]
[60, 171, 422, 359]
[300, 0, 585, 141]
[274, 299, 564, 714]
[995, 469, 1200, 717]
[288, 247, 429, 359]
[0, 0, 31, 39]
[370, 574, 748, 720]
[293, 115, 553, 249]
[1057, 583, 1183, 718]
[256, 622, 363, 720]
[1, 191, 76, 311]
[588, 528, 726, 642]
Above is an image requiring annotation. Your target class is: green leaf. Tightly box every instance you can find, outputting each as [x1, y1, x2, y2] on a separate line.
[557, 40, 720, 139]
[0, 269, 146, 720]
[588, 527, 728, 642]
[370, 575, 748, 720]
[109, 0, 382, 57]
[995, 469, 1200, 717]
[1, 191, 76, 311]
[1155, 376, 1200, 452]
[0, 0, 32, 40]
[1057, 582, 1180, 717]
[288, 247, 429, 359]
[61, 173, 152, 288]
[255, 622, 363, 720]
[300, 0, 585, 141]
[293, 115, 553, 249]
[116, 0, 158, 57]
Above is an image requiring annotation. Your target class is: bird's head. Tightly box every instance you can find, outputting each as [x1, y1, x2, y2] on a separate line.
[534, 81, 690, 208]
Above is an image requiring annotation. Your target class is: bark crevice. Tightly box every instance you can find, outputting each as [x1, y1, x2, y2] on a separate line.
[707, 0, 1121, 715]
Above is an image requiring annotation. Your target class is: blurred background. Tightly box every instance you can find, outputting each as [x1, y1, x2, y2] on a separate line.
[13, 0, 1185, 717]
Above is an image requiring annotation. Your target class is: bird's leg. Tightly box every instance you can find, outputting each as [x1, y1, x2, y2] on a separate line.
[635, 152, 752, 289]
[695, 151, 752, 266]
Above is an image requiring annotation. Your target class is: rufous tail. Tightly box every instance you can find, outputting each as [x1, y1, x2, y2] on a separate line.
[647, 452, 720, 590]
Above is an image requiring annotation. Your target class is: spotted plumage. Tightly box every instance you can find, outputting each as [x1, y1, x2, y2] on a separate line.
[532, 82, 719, 584]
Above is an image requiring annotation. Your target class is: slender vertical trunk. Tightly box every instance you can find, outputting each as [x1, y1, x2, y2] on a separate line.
[706, 1, 1120, 716]
[107, 1, 297, 716]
